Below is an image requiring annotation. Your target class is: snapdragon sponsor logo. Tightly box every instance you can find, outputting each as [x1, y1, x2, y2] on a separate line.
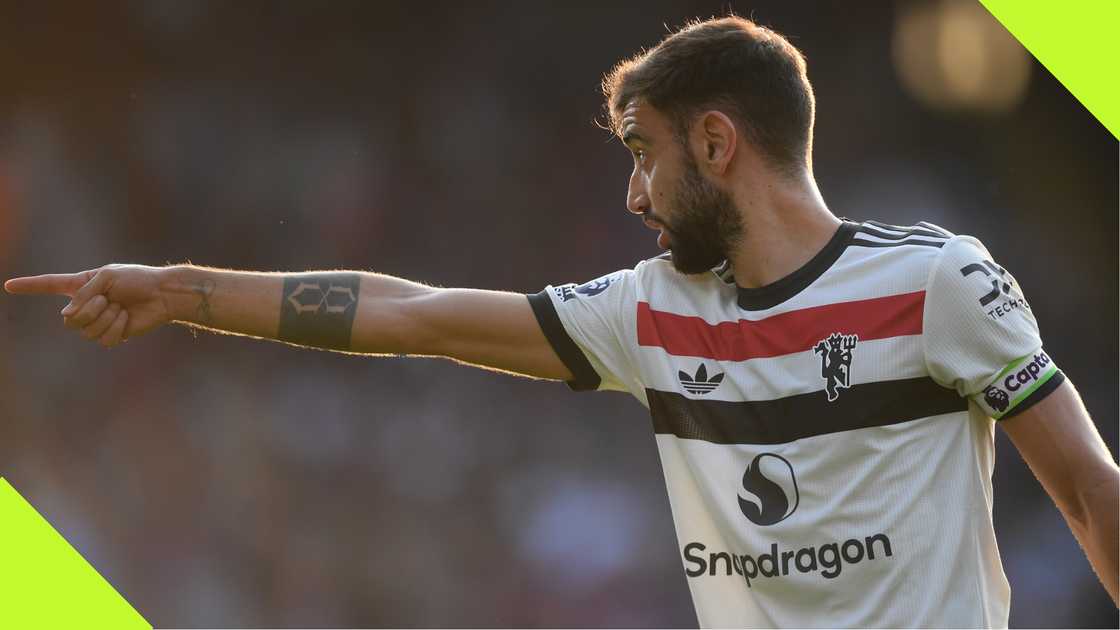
[683, 534, 894, 588]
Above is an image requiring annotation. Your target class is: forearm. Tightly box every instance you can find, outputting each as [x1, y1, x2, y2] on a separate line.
[1062, 468, 1119, 605]
[159, 264, 433, 353]
[1002, 382, 1120, 606]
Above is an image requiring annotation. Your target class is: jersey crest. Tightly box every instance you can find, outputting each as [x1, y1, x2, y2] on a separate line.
[813, 333, 858, 401]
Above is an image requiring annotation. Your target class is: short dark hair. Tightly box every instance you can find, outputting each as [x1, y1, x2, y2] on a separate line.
[603, 16, 815, 174]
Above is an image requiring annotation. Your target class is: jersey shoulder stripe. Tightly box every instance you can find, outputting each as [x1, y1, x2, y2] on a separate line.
[863, 219, 955, 238]
[849, 220, 954, 249]
[850, 237, 947, 249]
[855, 223, 949, 241]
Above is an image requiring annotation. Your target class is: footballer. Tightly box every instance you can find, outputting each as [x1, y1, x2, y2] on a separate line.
[5, 16, 1117, 628]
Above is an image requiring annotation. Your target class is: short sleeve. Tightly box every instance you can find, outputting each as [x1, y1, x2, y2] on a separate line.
[923, 236, 1064, 419]
[526, 265, 641, 393]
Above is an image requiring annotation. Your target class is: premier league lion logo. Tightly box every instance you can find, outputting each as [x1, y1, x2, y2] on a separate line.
[813, 332, 858, 402]
[984, 385, 1009, 412]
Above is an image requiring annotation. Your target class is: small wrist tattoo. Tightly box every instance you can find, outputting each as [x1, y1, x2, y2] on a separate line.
[193, 279, 216, 324]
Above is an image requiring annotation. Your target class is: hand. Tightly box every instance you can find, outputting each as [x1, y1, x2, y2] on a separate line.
[4, 264, 173, 348]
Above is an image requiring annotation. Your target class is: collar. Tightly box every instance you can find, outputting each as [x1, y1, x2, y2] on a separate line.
[732, 220, 857, 311]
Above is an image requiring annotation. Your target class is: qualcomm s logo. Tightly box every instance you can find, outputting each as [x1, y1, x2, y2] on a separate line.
[738, 453, 800, 526]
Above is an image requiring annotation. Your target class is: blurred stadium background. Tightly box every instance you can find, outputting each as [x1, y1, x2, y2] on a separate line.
[0, 0, 1115, 627]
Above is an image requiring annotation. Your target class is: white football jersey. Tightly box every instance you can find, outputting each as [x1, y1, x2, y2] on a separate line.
[528, 220, 1063, 628]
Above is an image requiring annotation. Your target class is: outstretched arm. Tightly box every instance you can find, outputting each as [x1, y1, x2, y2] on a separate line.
[3, 264, 574, 381]
[1000, 380, 1119, 605]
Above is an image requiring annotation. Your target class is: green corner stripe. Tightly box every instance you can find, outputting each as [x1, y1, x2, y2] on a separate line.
[980, 0, 1120, 139]
[0, 478, 151, 629]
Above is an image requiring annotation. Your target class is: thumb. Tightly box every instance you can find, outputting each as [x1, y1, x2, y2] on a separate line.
[61, 268, 113, 315]
[4, 271, 96, 296]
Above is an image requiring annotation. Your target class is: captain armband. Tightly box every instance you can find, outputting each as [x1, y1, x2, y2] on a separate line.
[972, 349, 1063, 420]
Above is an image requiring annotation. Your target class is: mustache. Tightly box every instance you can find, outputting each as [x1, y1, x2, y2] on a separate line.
[642, 211, 673, 230]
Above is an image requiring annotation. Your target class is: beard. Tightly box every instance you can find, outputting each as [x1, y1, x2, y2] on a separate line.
[660, 151, 743, 275]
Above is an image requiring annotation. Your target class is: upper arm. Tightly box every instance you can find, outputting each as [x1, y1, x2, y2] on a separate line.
[1000, 380, 1118, 517]
[923, 236, 1060, 417]
[349, 266, 641, 392]
[407, 287, 575, 381]
[921, 235, 1117, 520]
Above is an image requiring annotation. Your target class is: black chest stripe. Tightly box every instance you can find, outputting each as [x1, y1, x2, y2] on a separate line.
[647, 377, 967, 445]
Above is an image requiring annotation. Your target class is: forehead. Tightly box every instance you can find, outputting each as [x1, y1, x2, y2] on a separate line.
[619, 99, 671, 140]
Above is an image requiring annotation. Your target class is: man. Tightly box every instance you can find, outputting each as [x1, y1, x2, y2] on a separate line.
[5, 16, 1117, 628]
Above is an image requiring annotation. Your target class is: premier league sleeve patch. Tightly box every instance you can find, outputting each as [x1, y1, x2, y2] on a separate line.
[551, 271, 624, 303]
[972, 348, 1063, 420]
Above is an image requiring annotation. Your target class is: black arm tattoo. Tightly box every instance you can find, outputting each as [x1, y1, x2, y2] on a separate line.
[277, 273, 362, 350]
[193, 279, 215, 324]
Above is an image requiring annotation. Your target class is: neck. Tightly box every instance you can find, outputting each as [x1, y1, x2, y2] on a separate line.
[726, 171, 841, 289]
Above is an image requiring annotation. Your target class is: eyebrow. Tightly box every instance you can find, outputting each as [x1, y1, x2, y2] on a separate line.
[621, 130, 648, 147]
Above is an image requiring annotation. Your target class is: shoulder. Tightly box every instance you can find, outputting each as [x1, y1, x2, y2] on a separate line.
[847, 219, 999, 257]
[923, 231, 1004, 289]
[919, 225, 1039, 346]
[843, 220, 1009, 297]
[847, 219, 957, 257]
[823, 219, 957, 291]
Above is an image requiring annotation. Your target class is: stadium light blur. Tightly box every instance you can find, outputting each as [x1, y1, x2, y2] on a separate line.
[892, 0, 1031, 113]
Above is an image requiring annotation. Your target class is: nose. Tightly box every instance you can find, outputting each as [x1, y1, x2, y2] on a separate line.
[626, 169, 650, 215]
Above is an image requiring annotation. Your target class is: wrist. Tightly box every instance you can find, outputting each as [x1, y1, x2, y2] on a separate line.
[158, 265, 209, 324]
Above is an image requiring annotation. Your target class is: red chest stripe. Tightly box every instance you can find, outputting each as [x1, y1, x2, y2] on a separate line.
[636, 290, 925, 361]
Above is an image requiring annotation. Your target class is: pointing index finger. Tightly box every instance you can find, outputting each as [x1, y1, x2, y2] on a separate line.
[4, 271, 96, 296]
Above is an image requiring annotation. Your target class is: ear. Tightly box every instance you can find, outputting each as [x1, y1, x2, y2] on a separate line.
[695, 110, 737, 175]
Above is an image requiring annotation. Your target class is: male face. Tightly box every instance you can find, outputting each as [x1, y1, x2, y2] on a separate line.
[620, 100, 742, 274]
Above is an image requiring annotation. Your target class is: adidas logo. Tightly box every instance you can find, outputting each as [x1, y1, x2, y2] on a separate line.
[679, 364, 725, 395]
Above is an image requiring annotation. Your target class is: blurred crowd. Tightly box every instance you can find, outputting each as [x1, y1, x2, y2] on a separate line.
[0, 1, 1115, 627]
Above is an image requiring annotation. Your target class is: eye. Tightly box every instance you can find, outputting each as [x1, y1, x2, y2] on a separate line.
[633, 148, 647, 163]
